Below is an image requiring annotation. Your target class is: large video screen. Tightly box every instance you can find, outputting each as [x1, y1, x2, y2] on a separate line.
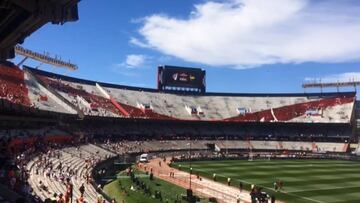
[158, 65, 206, 91]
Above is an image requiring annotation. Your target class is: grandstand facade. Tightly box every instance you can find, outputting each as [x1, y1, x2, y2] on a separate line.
[25, 66, 356, 123]
[0, 62, 357, 143]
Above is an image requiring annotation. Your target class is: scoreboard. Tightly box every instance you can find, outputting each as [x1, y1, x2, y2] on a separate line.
[157, 65, 206, 93]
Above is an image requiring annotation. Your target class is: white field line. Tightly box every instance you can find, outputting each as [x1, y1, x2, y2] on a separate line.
[285, 185, 360, 193]
[175, 164, 329, 203]
[284, 192, 325, 203]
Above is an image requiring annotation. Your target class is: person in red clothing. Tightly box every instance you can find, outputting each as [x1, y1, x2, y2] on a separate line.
[64, 192, 69, 203]
[76, 195, 84, 203]
[57, 194, 65, 203]
[65, 178, 73, 203]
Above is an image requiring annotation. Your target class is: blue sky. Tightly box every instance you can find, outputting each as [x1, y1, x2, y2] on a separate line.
[11, 0, 360, 94]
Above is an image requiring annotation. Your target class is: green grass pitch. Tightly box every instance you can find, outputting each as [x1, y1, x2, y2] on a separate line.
[103, 169, 211, 203]
[172, 159, 360, 203]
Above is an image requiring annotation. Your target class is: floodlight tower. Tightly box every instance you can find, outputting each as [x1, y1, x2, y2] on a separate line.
[302, 80, 360, 93]
[15, 45, 78, 70]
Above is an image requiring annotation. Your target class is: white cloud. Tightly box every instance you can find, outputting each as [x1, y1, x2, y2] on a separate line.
[129, 37, 151, 48]
[135, 0, 360, 67]
[305, 72, 360, 83]
[120, 54, 147, 68]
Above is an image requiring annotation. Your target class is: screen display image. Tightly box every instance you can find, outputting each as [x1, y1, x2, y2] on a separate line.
[158, 65, 206, 92]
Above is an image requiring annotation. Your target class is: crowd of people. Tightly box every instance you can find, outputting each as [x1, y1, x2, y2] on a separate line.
[102, 139, 145, 155]
[0, 63, 31, 106]
[0, 127, 114, 203]
[28, 144, 115, 203]
[0, 133, 66, 202]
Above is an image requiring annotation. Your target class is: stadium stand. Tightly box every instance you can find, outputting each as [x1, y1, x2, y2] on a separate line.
[24, 71, 76, 114]
[26, 67, 355, 123]
[26, 144, 115, 203]
[99, 139, 349, 154]
[36, 75, 121, 117]
[0, 65, 357, 203]
[0, 63, 31, 107]
[0, 63, 77, 115]
[103, 85, 354, 122]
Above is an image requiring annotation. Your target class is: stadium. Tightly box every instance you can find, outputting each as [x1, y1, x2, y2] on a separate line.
[1, 1, 360, 203]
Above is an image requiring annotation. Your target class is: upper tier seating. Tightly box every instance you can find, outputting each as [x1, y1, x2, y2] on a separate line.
[0, 64, 77, 114]
[38, 76, 121, 117]
[91, 86, 356, 123]
[29, 68, 355, 123]
[0, 64, 31, 106]
[24, 71, 75, 114]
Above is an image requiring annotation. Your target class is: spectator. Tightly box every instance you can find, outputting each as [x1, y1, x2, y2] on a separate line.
[57, 194, 65, 203]
[50, 193, 58, 203]
[79, 183, 85, 196]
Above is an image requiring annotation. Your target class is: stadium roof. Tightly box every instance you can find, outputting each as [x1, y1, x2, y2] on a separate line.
[0, 0, 80, 60]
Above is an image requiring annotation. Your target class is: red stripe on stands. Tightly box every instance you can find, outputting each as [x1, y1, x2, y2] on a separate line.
[110, 97, 130, 117]
[225, 95, 355, 122]
[0, 64, 31, 106]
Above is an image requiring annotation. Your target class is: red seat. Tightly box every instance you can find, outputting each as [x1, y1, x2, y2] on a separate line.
[0, 64, 31, 106]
